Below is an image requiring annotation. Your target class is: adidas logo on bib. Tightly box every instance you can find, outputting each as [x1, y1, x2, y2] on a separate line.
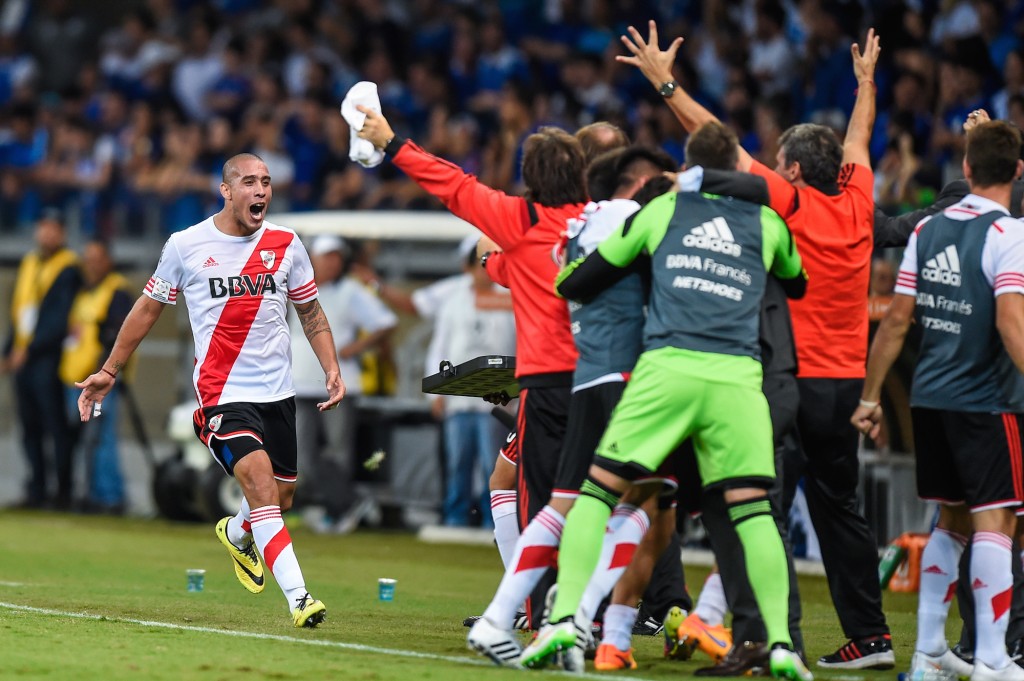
[922, 244, 961, 286]
[683, 218, 742, 256]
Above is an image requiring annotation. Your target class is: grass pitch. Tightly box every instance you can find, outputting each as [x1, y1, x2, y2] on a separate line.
[0, 511, 934, 679]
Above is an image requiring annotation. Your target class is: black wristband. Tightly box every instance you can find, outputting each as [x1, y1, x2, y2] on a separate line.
[384, 135, 408, 156]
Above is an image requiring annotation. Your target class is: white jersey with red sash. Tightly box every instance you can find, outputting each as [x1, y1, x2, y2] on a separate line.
[144, 218, 318, 407]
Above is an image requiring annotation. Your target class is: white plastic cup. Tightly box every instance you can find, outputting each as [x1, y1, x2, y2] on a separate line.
[378, 578, 396, 601]
[186, 569, 206, 592]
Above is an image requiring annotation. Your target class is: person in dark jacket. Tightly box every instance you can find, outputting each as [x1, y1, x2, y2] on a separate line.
[3, 211, 81, 509]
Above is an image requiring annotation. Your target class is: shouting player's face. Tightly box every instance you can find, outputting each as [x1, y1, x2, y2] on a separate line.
[224, 158, 272, 234]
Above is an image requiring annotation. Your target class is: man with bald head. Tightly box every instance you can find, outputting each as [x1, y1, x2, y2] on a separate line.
[76, 153, 345, 627]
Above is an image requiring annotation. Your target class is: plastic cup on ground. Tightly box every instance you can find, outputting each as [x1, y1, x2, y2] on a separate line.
[378, 578, 396, 601]
[186, 569, 206, 592]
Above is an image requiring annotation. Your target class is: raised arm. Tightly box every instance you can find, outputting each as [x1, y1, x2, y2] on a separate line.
[356, 107, 531, 250]
[842, 28, 881, 169]
[76, 294, 165, 421]
[294, 298, 345, 411]
[617, 20, 754, 172]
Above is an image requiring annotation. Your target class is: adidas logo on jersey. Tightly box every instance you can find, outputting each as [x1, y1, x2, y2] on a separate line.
[682, 218, 742, 257]
[202, 256, 219, 268]
[921, 245, 961, 286]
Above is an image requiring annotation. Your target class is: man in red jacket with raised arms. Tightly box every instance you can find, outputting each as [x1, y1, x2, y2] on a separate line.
[355, 105, 585, 619]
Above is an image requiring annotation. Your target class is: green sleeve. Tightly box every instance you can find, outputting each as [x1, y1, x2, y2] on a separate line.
[760, 206, 802, 279]
[597, 192, 676, 267]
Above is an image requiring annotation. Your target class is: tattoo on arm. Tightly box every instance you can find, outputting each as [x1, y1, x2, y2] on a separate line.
[112, 360, 124, 371]
[296, 299, 331, 343]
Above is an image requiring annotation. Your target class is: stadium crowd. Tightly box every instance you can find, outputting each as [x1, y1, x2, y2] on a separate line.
[0, 0, 1022, 236]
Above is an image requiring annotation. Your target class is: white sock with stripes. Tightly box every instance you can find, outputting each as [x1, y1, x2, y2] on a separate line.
[251, 505, 308, 607]
[490, 490, 519, 570]
[972, 531, 1014, 669]
[482, 505, 564, 628]
[227, 496, 252, 547]
[577, 504, 648, 630]
[915, 527, 966, 656]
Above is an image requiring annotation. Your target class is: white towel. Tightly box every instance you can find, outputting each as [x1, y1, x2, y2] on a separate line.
[675, 165, 704, 193]
[341, 81, 385, 168]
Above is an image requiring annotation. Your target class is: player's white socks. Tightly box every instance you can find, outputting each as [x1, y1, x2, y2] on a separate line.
[971, 531, 1015, 668]
[251, 505, 308, 606]
[602, 604, 638, 652]
[490, 490, 519, 570]
[915, 527, 966, 655]
[693, 572, 728, 626]
[482, 505, 564, 628]
[227, 496, 252, 547]
[576, 504, 649, 629]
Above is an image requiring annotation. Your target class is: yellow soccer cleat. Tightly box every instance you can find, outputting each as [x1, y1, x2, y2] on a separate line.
[215, 516, 265, 594]
[293, 593, 327, 628]
[676, 611, 732, 662]
[595, 642, 638, 670]
[663, 605, 693, 660]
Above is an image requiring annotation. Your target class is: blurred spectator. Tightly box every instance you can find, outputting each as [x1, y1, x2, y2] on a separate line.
[930, 0, 980, 45]
[801, 0, 860, 123]
[426, 236, 515, 527]
[3, 211, 81, 509]
[170, 14, 224, 122]
[0, 33, 37, 106]
[34, 115, 114, 236]
[289, 234, 397, 534]
[0, 101, 47, 229]
[59, 239, 132, 514]
[747, 0, 797, 98]
[134, 117, 208, 233]
[27, 0, 94, 94]
[977, 0, 1020, 72]
[869, 258, 896, 298]
[99, 7, 178, 99]
[993, 48, 1024, 121]
[205, 37, 250, 125]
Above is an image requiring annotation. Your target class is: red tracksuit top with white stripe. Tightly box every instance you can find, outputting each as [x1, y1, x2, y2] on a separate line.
[389, 137, 579, 382]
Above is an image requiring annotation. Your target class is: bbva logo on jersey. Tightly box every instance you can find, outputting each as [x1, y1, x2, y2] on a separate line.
[209, 273, 278, 298]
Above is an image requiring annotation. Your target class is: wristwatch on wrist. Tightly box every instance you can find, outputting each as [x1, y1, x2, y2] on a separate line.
[658, 80, 679, 98]
[480, 251, 493, 269]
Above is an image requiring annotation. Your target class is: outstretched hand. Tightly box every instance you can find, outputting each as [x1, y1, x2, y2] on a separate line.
[355, 106, 396, 151]
[851, 28, 881, 83]
[75, 371, 115, 422]
[615, 20, 682, 88]
[318, 370, 346, 411]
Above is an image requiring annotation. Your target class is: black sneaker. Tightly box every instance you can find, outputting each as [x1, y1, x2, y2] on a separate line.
[817, 634, 895, 670]
[632, 608, 664, 636]
[463, 610, 529, 630]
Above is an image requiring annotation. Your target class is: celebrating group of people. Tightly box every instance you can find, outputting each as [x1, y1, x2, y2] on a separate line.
[31, 13, 1024, 681]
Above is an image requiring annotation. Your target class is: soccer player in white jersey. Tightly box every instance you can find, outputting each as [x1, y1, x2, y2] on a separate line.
[75, 153, 345, 628]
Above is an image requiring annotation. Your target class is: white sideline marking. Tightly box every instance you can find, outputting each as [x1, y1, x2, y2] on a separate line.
[0, 601, 654, 681]
[0, 581, 27, 587]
